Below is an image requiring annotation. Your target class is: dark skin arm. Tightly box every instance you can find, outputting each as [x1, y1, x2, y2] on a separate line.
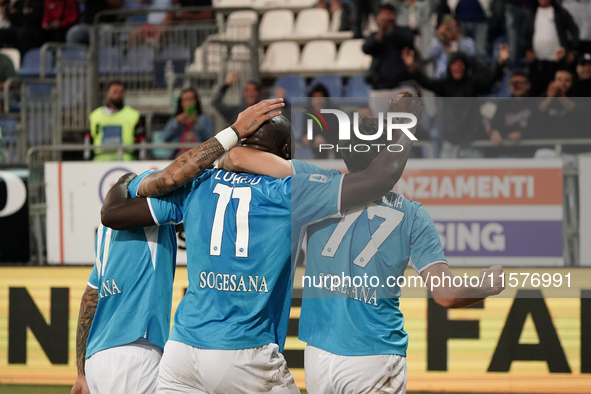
[71, 285, 98, 394]
[100, 173, 155, 230]
[340, 93, 423, 210]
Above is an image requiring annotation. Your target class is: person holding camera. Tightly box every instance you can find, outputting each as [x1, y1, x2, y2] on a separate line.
[362, 3, 416, 116]
[162, 87, 214, 159]
[428, 15, 476, 78]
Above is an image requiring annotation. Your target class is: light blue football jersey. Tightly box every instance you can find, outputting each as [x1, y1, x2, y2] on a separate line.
[294, 160, 447, 357]
[144, 167, 343, 351]
[85, 171, 177, 358]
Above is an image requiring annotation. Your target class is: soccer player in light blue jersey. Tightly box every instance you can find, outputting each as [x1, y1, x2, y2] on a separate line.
[107, 101, 420, 393]
[223, 94, 506, 394]
[71, 99, 286, 394]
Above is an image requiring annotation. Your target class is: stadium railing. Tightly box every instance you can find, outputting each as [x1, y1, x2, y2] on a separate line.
[451, 138, 591, 158]
[89, 7, 259, 118]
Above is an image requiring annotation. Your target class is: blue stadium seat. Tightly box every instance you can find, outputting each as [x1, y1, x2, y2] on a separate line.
[62, 48, 87, 64]
[125, 14, 148, 24]
[0, 118, 18, 143]
[345, 74, 370, 106]
[19, 49, 55, 77]
[123, 45, 155, 73]
[273, 75, 306, 100]
[159, 45, 191, 61]
[310, 74, 343, 98]
[99, 47, 122, 75]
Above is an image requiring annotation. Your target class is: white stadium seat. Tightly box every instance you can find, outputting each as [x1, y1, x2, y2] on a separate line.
[224, 10, 258, 40]
[287, 0, 316, 7]
[259, 10, 294, 41]
[213, 0, 254, 8]
[292, 8, 329, 39]
[298, 40, 336, 71]
[0, 48, 20, 71]
[260, 41, 300, 73]
[334, 39, 372, 71]
[253, 0, 288, 9]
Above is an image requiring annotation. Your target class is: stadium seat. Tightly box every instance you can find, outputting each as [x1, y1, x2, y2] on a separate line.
[204, 42, 228, 72]
[298, 40, 336, 71]
[0, 48, 20, 71]
[213, 0, 254, 7]
[345, 74, 371, 106]
[62, 48, 87, 62]
[125, 14, 148, 24]
[19, 49, 55, 77]
[347, 74, 371, 97]
[292, 8, 329, 39]
[287, 0, 316, 7]
[0, 118, 18, 146]
[99, 47, 122, 75]
[159, 45, 191, 61]
[310, 74, 343, 97]
[224, 10, 258, 40]
[334, 39, 372, 71]
[259, 10, 294, 42]
[260, 41, 299, 73]
[273, 75, 306, 98]
[123, 45, 155, 73]
[253, 0, 287, 9]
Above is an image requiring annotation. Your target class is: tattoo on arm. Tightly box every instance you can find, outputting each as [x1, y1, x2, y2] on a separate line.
[76, 286, 98, 376]
[138, 138, 225, 197]
[243, 119, 257, 133]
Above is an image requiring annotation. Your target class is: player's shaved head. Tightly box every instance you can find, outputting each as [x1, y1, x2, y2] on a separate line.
[240, 114, 293, 160]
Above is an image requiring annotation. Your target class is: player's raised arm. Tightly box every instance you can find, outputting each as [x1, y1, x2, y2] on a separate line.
[218, 147, 292, 178]
[72, 285, 98, 394]
[101, 173, 156, 230]
[137, 98, 285, 197]
[420, 263, 505, 308]
[340, 93, 423, 210]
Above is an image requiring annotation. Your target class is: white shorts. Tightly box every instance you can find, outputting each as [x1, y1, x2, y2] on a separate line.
[304, 345, 407, 394]
[86, 338, 163, 394]
[158, 340, 300, 394]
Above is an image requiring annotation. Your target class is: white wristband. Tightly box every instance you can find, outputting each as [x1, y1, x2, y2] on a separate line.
[214, 127, 239, 151]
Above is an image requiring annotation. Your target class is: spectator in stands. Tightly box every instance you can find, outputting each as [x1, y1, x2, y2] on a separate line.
[429, 14, 476, 78]
[438, 0, 490, 63]
[0, 0, 11, 28]
[488, 70, 536, 156]
[571, 52, 591, 96]
[505, 0, 534, 67]
[523, 0, 579, 97]
[212, 71, 260, 125]
[535, 68, 576, 137]
[162, 87, 213, 159]
[402, 44, 509, 157]
[0, 52, 16, 113]
[67, 0, 122, 45]
[41, 0, 78, 43]
[351, 0, 380, 38]
[0, 0, 44, 55]
[363, 4, 416, 116]
[562, 0, 591, 50]
[162, 0, 213, 23]
[316, 0, 350, 31]
[299, 83, 342, 159]
[89, 80, 143, 161]
[397, 0, 432, 53]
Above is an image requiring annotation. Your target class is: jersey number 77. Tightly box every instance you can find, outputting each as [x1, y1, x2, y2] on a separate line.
[321, 204, 404, 268]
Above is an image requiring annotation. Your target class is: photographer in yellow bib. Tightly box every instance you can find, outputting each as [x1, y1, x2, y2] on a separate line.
[89, 81, 142, 161]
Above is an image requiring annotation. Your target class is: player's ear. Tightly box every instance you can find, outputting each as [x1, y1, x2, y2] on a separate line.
[282, 143, 290, 160]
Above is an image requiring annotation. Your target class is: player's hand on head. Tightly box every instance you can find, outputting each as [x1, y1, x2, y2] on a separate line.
[233, 98, 285, 139]
[479, 265, 505, 297]
[71, 375, 90, 394]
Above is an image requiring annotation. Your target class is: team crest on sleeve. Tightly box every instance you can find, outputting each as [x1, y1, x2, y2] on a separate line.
[309, 174, 328, 183]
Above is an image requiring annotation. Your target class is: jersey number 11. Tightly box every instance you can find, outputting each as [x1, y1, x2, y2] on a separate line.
[210, 184, 252, 258]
